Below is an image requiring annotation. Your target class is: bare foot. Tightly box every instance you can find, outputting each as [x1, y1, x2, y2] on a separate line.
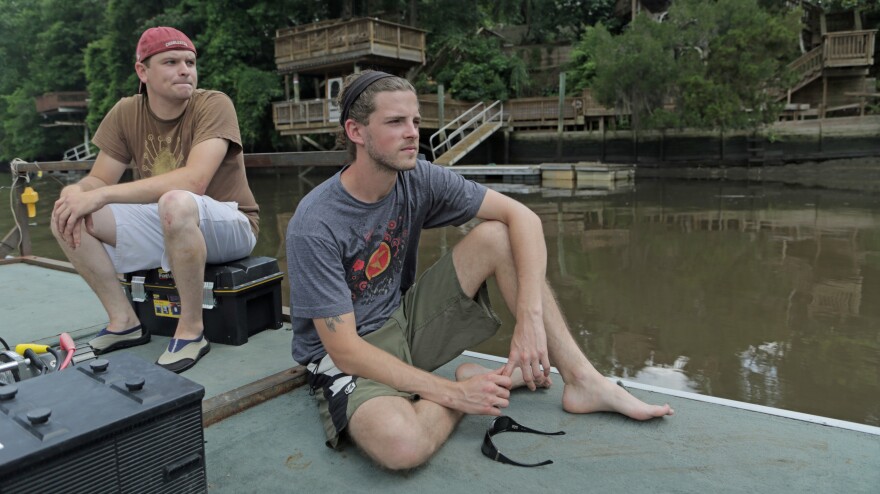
[562, 377, 673, 420]
[455, 362, 553, 389]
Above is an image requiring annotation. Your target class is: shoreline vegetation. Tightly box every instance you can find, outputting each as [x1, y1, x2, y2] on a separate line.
[2, 0, 878, 166]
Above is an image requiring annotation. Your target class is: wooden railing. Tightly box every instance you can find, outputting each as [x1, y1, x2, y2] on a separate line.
[274, 97, 475, 131]
[505, 96, 581, 126]
[275, 18, 426, 71]
[273, 100, 332, 129]
[34, 92, 88, 113]
[786, 30, 877, 96]
[416, 98, 473, 126]
[273, 90, 620, 133]
[789, 46, 824, 84]
[824, 30, 876, 67]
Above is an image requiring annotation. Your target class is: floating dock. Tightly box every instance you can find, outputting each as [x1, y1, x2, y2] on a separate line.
[446, 163, 636, 189]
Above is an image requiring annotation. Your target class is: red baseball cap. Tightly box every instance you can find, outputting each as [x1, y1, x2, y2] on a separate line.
[135, 27, 196, 63]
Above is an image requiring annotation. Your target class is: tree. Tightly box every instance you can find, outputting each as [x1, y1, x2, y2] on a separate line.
[429, 34, 534, 101]
[570, 17, 677, 131]
[83, 0, 170, 133]
[571, 0, 801, 131]
[0, 0, 105, 163]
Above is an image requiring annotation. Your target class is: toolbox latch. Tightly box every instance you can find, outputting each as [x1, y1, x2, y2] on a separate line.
[131, 276, 146, 302]
[202, 282, 215, 309]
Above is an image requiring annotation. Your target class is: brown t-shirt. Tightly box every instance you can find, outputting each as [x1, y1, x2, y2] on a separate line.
[92, 89, 259, 234]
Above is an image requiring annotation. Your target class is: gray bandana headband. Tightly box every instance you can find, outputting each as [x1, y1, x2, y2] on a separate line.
[339, 71, 394, 126]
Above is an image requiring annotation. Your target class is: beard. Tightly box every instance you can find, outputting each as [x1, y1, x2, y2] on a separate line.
[364, 134, 418, 174]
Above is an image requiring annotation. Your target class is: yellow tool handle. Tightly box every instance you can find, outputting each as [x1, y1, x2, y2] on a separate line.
[15, 344, 50, 355]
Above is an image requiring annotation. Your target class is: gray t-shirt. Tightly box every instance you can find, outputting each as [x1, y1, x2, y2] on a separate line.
[286, 159, 487, 365]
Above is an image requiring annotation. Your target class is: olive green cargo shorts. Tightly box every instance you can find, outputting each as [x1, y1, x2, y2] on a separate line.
[306, 250, 501, 448]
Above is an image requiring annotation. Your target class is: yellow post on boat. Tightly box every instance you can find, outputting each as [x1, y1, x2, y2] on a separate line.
[20, 186, 39, 218]
[15, 343, 49, 355]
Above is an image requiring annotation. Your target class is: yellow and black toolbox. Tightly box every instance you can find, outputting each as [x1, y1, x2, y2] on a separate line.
[122, 256, 284, 346]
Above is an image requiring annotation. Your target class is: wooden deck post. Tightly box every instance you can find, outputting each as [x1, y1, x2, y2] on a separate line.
[11, 174, 33, 257]
[438, 84, 445, 128]
[557, 72, 565, 159]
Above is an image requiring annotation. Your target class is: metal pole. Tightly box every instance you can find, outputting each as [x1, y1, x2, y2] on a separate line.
[438, 83, 445, 128]
[557, 72, 566, 134]
[11, 172, 33, 257]
[557, 72, 566, 159]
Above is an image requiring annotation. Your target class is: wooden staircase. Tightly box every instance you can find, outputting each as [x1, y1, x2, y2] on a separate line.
[782, 29, 877, 116]
[430, 101, 504, 166]
[433, 121, 503, 166]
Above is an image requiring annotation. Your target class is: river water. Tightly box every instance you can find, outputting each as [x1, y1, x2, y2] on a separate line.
[4, 169, 879, 426]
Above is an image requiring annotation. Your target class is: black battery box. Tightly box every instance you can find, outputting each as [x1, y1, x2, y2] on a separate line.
[0, 352, 206, 493]
[122, 256, 284, 346]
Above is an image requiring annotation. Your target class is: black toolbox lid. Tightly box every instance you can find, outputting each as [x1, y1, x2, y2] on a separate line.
[205, 256, 282, 291]
[0, 352, 205, 476]
[125, 256, 282, 291]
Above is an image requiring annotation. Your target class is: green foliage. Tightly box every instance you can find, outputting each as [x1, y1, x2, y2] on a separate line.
[0, 0, 105, 162]
[83, 0, 166, 133]
[572, 0, 801, 131]
[573, 17, 677, 130]
[432, 35, 530, 101]
[0, 0, 812, 157]
[229, 66, 282, 152]
[2, 88, 51, 161]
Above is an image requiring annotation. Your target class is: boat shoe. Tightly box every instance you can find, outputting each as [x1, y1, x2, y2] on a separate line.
[88, 325, 150, 354]
[156, 335, 210, 374]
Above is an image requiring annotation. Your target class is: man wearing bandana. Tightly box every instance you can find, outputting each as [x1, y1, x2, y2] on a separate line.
[287, 70, 673, 470]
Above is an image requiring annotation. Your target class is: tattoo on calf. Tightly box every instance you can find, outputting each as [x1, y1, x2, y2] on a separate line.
[324, 315, 344, 332]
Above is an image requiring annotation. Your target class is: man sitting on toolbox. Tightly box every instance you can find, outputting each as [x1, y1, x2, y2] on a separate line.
[50, 27, 259, 373]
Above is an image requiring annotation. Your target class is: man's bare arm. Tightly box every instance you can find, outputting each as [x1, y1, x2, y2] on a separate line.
[474, 188, 551, 390]
[89, 137, 229, 205]
[52, 138, 229, 246]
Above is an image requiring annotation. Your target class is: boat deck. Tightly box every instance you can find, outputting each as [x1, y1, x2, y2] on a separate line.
[1, 259, 878, 493]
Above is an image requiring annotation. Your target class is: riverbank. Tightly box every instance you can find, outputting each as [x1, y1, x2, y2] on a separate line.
[467, 115, 880, 170]
[639, 157, 880, 193]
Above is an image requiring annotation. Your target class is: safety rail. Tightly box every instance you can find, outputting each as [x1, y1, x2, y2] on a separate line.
[784, 29, 877, 101]
[789, 46, 823, 86]
[824, 30, 876, 67]
[274, 17, 426, 72]
[429, 101, 503, 162]
[63, 142, 95, 161]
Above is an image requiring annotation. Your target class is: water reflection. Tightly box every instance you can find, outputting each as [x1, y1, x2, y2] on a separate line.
[5, 172, 879, 426]
[416, 180, 880, 427]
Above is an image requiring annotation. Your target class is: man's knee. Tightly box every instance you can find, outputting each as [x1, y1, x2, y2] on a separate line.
[466, 220, 514, 259]
[370, 428, 433, 471]
[351, 404, 435, 470]
[157, 190, 199, 232]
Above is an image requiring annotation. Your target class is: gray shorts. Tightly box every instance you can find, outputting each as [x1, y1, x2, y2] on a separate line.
[104, 191, 256, 273]
[306, 250, 502, 448]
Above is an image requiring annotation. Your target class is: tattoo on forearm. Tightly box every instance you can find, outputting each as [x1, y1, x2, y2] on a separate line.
[324, 316, 344, 332]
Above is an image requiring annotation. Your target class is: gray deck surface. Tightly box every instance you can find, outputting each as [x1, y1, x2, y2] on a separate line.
[3, 261, 879, 493]
[205, 354, 880, 494]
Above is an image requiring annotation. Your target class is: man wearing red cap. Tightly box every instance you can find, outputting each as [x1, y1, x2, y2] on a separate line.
[51, 27, 260, 373]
